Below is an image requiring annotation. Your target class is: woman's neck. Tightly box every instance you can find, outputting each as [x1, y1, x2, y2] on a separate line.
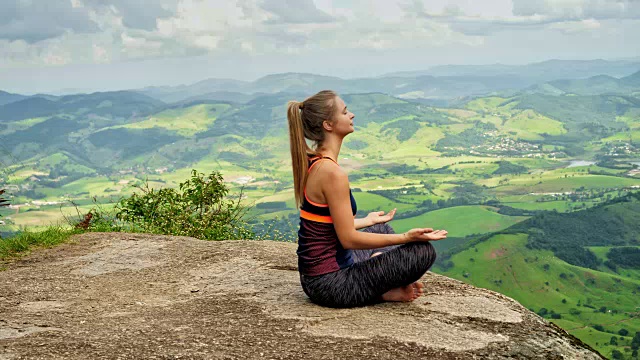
[317, 136, 343, 162]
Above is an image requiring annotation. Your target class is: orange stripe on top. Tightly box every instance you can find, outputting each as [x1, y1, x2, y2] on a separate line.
[300, 210, 357, 224]
[300, 209, 333, 223]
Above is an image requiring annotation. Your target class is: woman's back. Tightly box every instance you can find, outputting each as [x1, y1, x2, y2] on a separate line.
[297, 156, 357, 276]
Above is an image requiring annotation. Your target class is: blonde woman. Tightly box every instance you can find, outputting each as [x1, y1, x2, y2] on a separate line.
[287, 90, 448, 308]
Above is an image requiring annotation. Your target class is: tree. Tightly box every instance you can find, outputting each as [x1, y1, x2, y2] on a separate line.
[0, 189, 9, 238]
[0, 189, 8, 210]
[611, 349, 623, 359]
[619, 329, 629, 336]
[632, 331, 640, 350]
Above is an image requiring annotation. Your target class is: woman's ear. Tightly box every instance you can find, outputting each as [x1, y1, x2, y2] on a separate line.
[323, 120, 333, 132]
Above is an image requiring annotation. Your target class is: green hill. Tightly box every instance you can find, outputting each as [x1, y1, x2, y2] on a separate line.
[436, 232, 640, 359]
[435, 193, 640, 358]
[0, 91, 164, 122]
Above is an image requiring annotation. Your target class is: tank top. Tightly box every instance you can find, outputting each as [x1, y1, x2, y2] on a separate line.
[297, 156, 357, 276]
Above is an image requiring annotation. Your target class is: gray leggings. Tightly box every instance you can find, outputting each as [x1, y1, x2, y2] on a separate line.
[299, 223, 437, 308]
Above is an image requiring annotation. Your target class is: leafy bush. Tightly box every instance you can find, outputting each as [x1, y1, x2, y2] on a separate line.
[112, 170, 255, 240]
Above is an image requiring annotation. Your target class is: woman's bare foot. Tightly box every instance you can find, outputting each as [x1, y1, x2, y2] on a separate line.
[371, 252, 425, 302]
[382, 284, 422, 302]
[413, 281, 424, 296]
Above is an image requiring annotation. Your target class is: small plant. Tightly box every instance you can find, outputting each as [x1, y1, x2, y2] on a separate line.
[113, 170, 255, 240]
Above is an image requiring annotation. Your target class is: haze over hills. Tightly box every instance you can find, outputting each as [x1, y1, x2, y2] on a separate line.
[0, 91, 28, 107]
[526, 70, 640, 96]
[384, 59, 640, 80]
[135, 59, 640, 105]
[2, 59, 640, 108]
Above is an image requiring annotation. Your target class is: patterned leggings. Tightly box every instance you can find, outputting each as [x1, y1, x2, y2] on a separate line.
[299, 223, 437, 308]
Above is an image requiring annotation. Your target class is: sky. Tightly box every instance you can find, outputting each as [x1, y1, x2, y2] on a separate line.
[1, 0, 639, 94]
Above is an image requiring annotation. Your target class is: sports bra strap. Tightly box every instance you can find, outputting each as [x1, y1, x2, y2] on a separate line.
[307, 156, 337, 174]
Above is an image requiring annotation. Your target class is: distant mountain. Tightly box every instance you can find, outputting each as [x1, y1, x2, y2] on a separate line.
[136, 60, 640, 105]
[0, 90, 28, 106]
[526, 70, 640, 95]
[0, 91, 165, 122]
[386, 59, 640, 81]
[139, 78, 248, 103]
[175, 91, 258, 105]
[136, 72, 531, 104]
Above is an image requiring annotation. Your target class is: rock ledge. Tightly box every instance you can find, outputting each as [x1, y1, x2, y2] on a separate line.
[0, 233, 603, 359]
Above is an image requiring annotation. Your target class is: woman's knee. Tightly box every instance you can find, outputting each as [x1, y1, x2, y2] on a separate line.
[406, 241, 437, 269]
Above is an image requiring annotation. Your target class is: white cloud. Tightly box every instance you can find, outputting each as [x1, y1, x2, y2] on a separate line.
[512, 0, 640, 20]
[0, 0, 637, 76]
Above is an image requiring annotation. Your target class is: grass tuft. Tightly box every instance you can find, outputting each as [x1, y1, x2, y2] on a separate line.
[0, 227, 81, 263]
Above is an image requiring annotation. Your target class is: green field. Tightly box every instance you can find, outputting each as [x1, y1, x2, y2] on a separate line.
[120, 104, 230, 136]
[392, 205, 528, 237]
[436, 233, 640, 359]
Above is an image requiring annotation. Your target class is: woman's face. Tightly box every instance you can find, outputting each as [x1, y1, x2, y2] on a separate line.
[328, 96, 355, 137]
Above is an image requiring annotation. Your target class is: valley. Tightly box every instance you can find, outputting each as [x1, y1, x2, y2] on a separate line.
[2, 66, 640, 358]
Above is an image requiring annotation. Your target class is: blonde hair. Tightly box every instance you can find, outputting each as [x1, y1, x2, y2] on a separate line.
[287, 90, 338, 208]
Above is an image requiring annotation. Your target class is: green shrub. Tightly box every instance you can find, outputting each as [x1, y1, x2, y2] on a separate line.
[112, 169, 255, 240]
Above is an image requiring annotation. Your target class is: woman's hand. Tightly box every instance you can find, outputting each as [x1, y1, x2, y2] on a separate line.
[404, 228, 448, 242]
[365, 208, 397, 226]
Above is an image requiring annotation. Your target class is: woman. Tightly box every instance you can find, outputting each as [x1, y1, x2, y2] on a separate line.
[287, 90, 447, 308]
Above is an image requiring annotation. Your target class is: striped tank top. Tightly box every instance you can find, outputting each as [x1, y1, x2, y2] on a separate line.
[297, 156, 357, 276]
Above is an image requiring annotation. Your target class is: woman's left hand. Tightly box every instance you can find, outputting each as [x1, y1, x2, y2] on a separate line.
[366, 208, 397, 225]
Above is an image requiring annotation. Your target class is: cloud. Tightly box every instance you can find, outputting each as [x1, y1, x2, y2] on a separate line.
[0, 0, 637, 72]
[260, 0, 336, 24]
[0, 0, 98, 43]
[82, 0, 179, 31]
[512, 0, 640, 20]
[408, 0, 640, 36]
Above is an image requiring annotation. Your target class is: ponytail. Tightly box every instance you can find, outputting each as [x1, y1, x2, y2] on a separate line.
[287, 101, 311, 208]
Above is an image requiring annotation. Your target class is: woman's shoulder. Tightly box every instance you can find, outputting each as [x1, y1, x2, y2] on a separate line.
[322, 162, 348, 183]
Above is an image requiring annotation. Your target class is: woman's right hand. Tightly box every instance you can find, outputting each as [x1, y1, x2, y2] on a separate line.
[405, 228, 448, 242]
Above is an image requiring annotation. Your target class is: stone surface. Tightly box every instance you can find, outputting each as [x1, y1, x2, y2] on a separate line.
[0, 233, 603, 359]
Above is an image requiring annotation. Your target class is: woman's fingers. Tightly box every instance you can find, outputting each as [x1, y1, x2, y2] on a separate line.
[421, 229, 448, 241]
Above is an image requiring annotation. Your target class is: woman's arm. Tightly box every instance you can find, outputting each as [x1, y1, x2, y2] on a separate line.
[353, 209, 397, 230]
[353, 217, 374, 230]
[324, 167, 447, 249]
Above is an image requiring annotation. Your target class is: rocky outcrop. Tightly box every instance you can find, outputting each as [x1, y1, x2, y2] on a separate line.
[0, 233, 603, 359]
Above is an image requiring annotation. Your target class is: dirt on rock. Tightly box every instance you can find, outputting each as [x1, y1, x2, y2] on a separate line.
[0, 233, 603, 359]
